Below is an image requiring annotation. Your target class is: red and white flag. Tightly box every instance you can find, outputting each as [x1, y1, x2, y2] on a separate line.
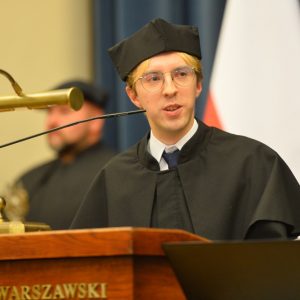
[205, 0, 300, 182]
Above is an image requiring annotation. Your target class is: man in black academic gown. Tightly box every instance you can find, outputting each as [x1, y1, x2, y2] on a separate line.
[5, 81, 116, 230]
[71, 18, 300, 240]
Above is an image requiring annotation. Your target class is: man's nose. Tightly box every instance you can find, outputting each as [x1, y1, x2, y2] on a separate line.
[162, 74, 177, 94]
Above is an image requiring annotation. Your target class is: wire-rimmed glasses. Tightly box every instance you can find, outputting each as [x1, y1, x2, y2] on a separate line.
[138, 66, 197, 93]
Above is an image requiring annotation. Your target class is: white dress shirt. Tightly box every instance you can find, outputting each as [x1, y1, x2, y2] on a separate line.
[148, 119, 198, 170]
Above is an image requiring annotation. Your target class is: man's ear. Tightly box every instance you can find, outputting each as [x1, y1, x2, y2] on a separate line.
[126, 86, 143, 109]
[196, 82, 202, 98]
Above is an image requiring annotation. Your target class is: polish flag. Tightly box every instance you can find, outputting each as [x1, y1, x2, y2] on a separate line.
[204, 0, 300, 182]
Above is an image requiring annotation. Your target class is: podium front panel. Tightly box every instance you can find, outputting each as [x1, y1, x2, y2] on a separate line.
[0, 228, 205, 299]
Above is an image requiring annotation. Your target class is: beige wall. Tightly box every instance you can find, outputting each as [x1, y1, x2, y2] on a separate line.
[0, 0, 93, 193]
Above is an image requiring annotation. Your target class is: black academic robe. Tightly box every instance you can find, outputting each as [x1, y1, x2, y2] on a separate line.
[71, 122, 300, 240]
[18, 142, 115, 230]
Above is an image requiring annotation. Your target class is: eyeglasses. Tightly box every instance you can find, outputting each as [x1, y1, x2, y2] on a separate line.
[138, 66, 197, 92]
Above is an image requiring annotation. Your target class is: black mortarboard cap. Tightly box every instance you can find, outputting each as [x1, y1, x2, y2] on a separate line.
[108, 18, 202, 81]
[54, 80, 108, 109]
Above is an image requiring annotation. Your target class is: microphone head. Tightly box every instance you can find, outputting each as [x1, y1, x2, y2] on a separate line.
[54, 80, 109, 109]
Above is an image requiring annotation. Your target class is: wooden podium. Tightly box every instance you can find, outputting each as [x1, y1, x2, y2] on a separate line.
[0, 227, 207, 299]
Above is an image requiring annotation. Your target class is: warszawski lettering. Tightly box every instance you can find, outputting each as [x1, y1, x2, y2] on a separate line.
[0, 282, 107, 300]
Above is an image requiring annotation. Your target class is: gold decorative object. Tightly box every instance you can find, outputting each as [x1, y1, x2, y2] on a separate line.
[3, 183, 29, 222]
[0, 196, 51, 234]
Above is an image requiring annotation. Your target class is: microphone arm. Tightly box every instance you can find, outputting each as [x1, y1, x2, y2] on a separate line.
[0, 109, 146, 149]
[0, 69, 83, 112]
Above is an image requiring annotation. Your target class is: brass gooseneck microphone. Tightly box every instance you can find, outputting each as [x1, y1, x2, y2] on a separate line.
[0, 69, 83, 112]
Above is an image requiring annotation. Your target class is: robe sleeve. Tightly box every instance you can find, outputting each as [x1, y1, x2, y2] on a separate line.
[244, 154, 300, 239]
[245, 220, 290, 239]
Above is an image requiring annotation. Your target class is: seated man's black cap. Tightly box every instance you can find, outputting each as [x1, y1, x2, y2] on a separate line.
[108, 18, 201, 81]
[54, 80, 108, 109]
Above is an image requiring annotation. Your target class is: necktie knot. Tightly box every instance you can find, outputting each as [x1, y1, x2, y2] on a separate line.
[162, 149, 180, 169]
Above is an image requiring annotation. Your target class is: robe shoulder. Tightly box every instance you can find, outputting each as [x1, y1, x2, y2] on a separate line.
[13, 142, 116, 229]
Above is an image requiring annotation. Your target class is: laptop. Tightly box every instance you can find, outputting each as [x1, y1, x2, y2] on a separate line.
[163, 240, 300, 300]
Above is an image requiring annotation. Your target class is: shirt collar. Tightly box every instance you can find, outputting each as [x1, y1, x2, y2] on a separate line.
[148, 119, 198, 163]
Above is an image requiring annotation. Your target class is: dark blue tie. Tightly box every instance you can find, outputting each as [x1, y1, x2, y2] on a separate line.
[162, 149, 180, 169]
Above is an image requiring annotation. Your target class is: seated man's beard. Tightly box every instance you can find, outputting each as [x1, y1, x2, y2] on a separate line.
[56, 142, 82, 159]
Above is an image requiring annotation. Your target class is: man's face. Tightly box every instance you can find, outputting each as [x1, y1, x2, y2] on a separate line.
[45, 102, 103, 154]
[126, 52, 202, 144]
